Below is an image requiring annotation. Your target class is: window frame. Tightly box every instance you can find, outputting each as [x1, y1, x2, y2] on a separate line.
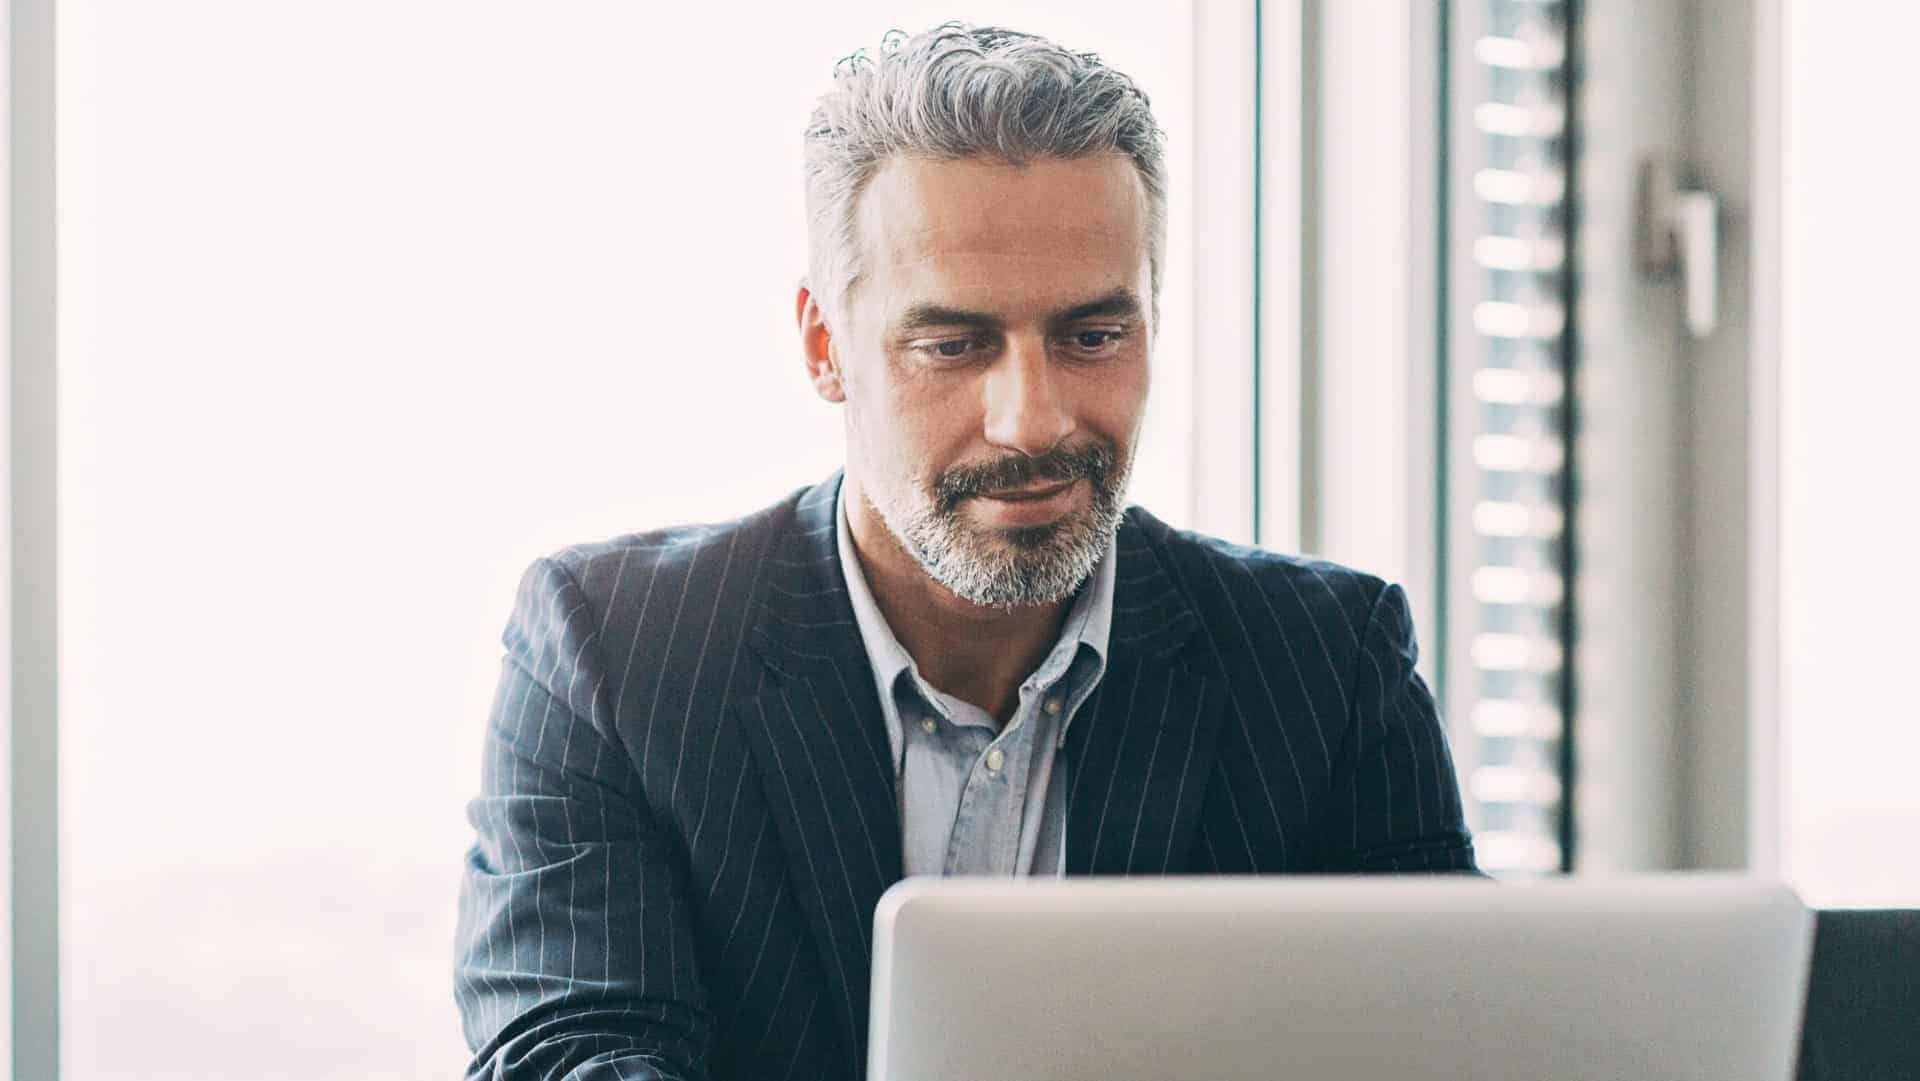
[9, 1, 63, 1078]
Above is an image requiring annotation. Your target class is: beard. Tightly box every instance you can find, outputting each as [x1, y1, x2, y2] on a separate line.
[865, 439, 1131, 610]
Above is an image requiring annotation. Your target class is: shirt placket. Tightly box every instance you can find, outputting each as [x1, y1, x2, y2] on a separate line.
[942, 721, 991, 874]
[990, 710, 1035, 872]
[944, 701, 1033, 875]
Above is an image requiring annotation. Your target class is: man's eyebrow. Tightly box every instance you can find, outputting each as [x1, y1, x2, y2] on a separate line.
[892, 303, 1001, 334]
[891, 289, 1146, 335]
[1054, 288, 1144, 324]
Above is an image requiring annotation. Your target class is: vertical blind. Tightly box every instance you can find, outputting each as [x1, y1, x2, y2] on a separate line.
[1451, 0, 1575, 875]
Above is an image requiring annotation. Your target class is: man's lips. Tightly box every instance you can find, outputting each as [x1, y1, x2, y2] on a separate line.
[978, 478, 1077, 502]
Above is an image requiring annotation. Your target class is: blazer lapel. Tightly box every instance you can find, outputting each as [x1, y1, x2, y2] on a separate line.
[737, 474, 903, 1069]
[1065, 511, 1228, 875]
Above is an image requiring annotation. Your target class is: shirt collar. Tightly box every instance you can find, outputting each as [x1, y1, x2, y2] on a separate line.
[834, 479, 1116, 697]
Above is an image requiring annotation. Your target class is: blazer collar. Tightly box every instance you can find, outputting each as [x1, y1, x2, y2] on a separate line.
[744, 474, 871, 678]
[746, 471, 1206, 678]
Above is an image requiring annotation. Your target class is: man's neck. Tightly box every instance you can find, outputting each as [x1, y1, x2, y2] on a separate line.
[844, 478, 1070, 725]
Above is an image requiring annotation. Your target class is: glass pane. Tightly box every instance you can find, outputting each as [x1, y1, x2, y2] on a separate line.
[54, 4, 1196, 1077]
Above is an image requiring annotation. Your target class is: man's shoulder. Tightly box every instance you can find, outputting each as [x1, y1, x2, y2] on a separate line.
[529, 483, 813, 618]
[1123, 504, 1394, 637]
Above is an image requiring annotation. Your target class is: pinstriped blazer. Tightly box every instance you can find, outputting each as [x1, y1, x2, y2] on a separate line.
[454, 473, 1475, 1081]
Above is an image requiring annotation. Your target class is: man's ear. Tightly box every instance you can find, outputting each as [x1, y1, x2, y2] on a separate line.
[796, 281, 847, 404]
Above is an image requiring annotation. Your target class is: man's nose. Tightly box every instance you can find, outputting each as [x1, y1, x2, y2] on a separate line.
[982, 335, 1076, 457]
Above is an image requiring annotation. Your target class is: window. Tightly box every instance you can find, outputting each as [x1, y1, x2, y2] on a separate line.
[54, 5, 1200, 1076]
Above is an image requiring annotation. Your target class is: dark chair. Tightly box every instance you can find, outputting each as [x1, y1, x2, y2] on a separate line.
[1797, 909, 1920, 1081]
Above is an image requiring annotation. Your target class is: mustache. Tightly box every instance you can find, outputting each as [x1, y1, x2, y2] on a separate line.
[932, 442, 1116, 513]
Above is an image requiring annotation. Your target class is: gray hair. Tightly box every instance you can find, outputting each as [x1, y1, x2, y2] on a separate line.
[802, 23, 1168, 328]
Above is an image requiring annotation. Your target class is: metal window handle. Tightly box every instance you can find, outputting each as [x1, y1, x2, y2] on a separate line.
[1637, 158, 1720, 338]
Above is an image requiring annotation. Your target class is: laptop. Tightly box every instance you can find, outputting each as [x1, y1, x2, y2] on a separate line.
[867, 875, 1813, 1081]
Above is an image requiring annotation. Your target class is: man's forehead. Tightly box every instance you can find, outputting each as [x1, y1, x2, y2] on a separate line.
[855, 155, 1149, 319]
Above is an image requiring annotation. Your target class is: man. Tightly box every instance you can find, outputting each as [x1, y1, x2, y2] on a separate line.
[454, 23, 1474, 1081]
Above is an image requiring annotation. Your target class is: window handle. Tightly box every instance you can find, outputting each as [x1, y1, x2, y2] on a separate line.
[1637, 157, 1720, 338]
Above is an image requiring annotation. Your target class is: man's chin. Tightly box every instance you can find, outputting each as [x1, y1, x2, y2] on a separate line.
[952, 512, 1078, 554]
[956, 513, 1111, 576]
[999, 523, 1069, 551]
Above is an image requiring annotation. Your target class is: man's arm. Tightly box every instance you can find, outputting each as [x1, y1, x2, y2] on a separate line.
[455, 557, 713, 1080]
[1321, 581, 1479, 873]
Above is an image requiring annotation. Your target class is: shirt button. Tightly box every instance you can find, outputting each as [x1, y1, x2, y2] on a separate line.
[1044, 698, 1063, 715]
[920, 716, 937, 734]
[985, 748, 1005, 773]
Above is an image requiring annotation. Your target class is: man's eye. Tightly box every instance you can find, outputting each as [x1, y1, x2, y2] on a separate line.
[911, 337, 986, 362]
[1066, 329, 1127, 354]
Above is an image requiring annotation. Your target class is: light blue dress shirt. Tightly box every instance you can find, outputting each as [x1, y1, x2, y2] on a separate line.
[834, 485, 1115, 877]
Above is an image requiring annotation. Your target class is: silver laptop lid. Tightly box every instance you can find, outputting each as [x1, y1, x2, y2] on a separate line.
[869, 875, 1812, 1081]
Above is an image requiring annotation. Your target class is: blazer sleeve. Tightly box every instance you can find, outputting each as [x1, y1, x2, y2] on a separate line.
[455, 557, 713, 1080]
[1321, 582, 1479, 873]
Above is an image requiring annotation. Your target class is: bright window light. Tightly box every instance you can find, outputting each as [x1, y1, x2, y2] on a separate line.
[1779, 0, 1920, 908]
[54, 5, 1195, 1077]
